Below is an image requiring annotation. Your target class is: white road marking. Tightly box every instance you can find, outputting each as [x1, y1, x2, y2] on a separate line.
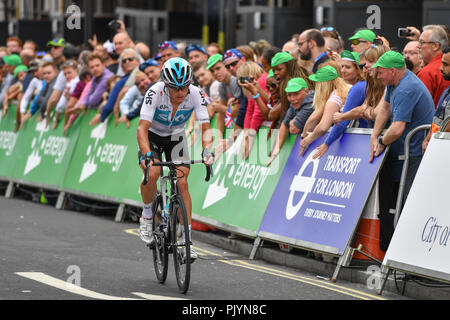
[131, 292, 187, 300]
[15, 272, 182, 300]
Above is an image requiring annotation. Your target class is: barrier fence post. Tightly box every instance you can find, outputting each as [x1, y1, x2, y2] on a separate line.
[393, 124, 431, 229]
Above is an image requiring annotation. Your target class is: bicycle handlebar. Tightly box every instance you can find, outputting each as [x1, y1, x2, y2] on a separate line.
[143, 158, 214, 185]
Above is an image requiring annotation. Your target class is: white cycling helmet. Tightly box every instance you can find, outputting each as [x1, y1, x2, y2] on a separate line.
[161, 57, 193, 88]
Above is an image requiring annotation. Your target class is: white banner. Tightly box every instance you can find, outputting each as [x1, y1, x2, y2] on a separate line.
[383, 135, 450, 282]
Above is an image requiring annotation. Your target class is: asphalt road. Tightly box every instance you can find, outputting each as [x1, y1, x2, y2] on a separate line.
[0, 196, 408, 304]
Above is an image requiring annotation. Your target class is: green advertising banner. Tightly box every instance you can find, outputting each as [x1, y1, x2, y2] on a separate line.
[0, 105, 20, 180]
[62, 110, 141, 203]
[10, 112, 82, 190]
[189, 126, 296, 238]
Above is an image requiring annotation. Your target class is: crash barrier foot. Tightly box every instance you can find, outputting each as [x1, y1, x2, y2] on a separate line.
[331, 246, 354, 282]
[249, 237, 264, 260]
[114, 203, 126, 223]
[5, 181, 15, 199]
[56, 192, 66, 210]
[377, 264, 391, 295]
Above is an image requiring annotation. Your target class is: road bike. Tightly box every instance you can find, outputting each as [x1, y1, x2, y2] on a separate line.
[143, 155, 213, 294]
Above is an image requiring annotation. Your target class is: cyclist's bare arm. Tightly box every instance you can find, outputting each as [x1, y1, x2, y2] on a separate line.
[137, 119, 152, 171]
[200, 122, 214, 152]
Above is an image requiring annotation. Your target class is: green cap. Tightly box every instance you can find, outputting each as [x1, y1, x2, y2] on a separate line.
[348, 29, 376, 43]
[267, 69, 274, 79]
[47, 38, 66, 47]
[206, 54, 223, 70]
[371, 51, 406, 69]
[3, 54, 23, 67]
[271, 52, 294, 67]
[309, 65, 339, 82]
[340, 50, 360, 65]
[285, 77, 309, 93]
[14, 65, 29, 78]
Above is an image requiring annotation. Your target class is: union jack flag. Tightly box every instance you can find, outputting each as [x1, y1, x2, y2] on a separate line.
[225, 104, 233, 128]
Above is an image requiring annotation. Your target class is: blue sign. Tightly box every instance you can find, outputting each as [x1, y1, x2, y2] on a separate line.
[258, 133, 385, 255]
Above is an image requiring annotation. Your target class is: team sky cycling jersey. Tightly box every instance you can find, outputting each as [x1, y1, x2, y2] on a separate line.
[140, 81, 210, 137]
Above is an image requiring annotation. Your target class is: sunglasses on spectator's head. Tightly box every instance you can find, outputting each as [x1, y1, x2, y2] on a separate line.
[122, 57, 136, 64]
[158, 41, 177, 51]
[351, 39, 368, 46]
[225, 60, 239, 69]
[321, 27, 335, 32]
[62, 61, 76, 67]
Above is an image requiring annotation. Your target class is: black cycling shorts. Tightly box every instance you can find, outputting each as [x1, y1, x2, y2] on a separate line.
[139, 130, 190, 169]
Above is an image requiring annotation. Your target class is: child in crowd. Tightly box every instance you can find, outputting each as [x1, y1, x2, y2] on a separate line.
[50, 60, 79, 130]
[300, 65, 350, 156]
[2, 65, 28, 118]
[63, 67, 93, 135]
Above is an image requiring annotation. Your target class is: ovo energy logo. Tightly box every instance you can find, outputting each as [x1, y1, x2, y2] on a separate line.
[79, 120, 128, 183]
[202, 133, 271, 209]
[25, 121, 69, 175]
[0, 131, 17, 157]
[286, 152, 319, 220]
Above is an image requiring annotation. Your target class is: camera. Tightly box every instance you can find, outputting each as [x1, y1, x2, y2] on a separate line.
[240, 77, 254, 84]
[398, 28, 412, 38]
[108, 20, 121, 31]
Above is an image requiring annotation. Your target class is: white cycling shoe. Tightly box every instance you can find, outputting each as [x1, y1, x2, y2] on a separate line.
[139, 217, 154, 247]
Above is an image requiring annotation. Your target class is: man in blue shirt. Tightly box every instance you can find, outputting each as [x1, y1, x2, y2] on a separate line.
[370, 51, 435, 251]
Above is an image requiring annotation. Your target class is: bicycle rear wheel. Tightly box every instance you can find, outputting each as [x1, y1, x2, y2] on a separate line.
[151, 195, 168, 284]
[171, 195, 191, 294]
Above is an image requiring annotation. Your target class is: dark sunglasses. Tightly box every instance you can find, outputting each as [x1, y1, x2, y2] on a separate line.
[351, 39, 368, 46]
[122, 57, 136, 63]
[167, 84, 189, 91]
[225, 60, 239, 69]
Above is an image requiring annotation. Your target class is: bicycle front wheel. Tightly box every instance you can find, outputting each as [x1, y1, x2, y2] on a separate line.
[151, 195, 168, 284]
[171, 195, 191, 294]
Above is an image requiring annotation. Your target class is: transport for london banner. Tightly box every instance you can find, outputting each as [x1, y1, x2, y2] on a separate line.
[258, 131, 386, 255]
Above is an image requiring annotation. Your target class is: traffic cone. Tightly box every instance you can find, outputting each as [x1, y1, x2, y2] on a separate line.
[192, 220, 217, 232]
[352, 179, 386, 262]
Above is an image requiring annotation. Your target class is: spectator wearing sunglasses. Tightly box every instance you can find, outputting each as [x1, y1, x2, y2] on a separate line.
[349, 29, 377, 54]
[222, 48, 249, 131]
[206, 53, 242, 143]
[90, 48, 140, 125]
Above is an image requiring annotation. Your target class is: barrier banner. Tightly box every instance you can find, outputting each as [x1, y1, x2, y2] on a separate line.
[258, 131, 385, 255]
[381, 135, 450, 284]
[62, 111, 141, 202]
[9, 113, 81, 190]
[189, 128, 296, 237]
[0, 105, 20, 180]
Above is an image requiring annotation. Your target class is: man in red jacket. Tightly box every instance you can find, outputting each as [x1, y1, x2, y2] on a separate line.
[417, 25, 450, 108]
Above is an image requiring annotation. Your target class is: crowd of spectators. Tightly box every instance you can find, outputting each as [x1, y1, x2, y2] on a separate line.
[0, 21, 449, 251]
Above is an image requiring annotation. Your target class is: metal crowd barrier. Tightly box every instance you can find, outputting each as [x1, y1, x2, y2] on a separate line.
[393, 124, 431, 228]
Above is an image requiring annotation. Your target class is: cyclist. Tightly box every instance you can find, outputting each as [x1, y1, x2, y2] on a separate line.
[137, 57, 214, 260]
